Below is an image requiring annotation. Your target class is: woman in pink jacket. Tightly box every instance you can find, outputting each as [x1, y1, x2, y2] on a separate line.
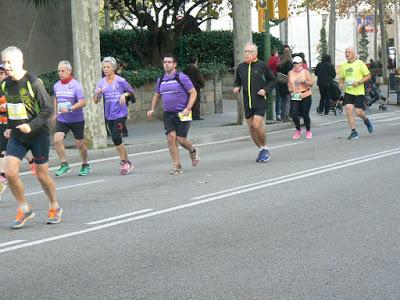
[287, 56, 314, 139]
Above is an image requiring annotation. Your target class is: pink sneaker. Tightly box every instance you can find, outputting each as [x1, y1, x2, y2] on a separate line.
[305, 131, 312, 139]
[120, 160, 134, 175]
[292, 130, 302, 140]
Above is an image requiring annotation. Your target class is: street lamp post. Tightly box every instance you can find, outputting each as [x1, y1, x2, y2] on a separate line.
[306, 2, 312, 68]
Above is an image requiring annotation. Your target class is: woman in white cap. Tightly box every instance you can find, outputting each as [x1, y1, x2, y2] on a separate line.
[287, 56, 314, 139]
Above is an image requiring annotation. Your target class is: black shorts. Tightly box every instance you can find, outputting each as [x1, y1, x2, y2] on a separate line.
[106, 117, 126, 146]
[343, 93, 366, 109]
[0, 124, 7, 153]
[55, 120, 85, 140]
[164, 112, 191, 138]
[244, 99, 267, 119]
[7, 132, 50, 164]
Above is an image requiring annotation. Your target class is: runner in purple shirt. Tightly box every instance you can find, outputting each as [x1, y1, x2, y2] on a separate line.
[53, 61, 91, 177]
[94, 56, 135, 175]
[147, 53, 200, 175]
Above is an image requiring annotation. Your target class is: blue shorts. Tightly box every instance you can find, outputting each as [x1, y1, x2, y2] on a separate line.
[7, 133, 50, 164]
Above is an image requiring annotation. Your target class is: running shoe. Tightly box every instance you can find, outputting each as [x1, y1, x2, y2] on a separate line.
[305, 131, 313, 139]
[169, 164, 183, 175]
[292, 130, 303, 140]
[79, 164, 92, 176]
[364, 118, 374, 133]
[190, 148, 200, 167]
[256, 149, 270, 163]
[10, 208, 35, 229]
[120, 160, 134, 175]
[47, 207, 63, 224]
[348, 130, 359, 140]
[29, 162, 37, 176]
[55, 163, 71, 177]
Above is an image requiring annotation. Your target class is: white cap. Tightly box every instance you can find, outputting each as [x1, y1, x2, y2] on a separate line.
[293, 56, 303, 64]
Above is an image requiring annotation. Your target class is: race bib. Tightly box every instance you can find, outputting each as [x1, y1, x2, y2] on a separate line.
[58, 102, 72, 113]
[291, 93, 302, 101]
[7, 103, 28, 120]
[345, 80, 355, 87]
[178, 111, 192, 122]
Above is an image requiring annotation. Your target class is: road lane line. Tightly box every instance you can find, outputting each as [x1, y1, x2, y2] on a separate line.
[191, 148, 399, 200]
[1, 148, 399, 254]
[86, 209, 153, 225]
[0, 240, 26, 248]
[25, 180, 106, 196]
[20, 141, 304, 175]
[389, 123, 400, 126]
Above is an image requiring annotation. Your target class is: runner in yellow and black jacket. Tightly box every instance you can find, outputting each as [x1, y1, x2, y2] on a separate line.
[233, 42, 275, 163]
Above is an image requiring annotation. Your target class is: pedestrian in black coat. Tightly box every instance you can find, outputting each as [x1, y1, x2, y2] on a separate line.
[315, 54, 336, 115]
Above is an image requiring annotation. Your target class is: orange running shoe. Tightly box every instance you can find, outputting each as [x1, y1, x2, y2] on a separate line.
[10, 207, 35, 229]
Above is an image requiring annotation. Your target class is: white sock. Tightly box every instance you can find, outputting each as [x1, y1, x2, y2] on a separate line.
[19, 203, 30, 213]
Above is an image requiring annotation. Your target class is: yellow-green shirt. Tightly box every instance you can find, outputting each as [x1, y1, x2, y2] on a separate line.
[339, 59, 370, 95]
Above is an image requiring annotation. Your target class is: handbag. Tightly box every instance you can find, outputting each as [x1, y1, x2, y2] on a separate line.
[276, 72, 288, 84]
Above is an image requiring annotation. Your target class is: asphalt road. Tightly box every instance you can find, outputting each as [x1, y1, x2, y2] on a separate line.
[0, 110, 400, 299]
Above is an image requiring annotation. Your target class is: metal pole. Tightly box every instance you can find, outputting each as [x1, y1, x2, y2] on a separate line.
[306, 2, 312, 68]
[395, 0, 400, 67]
[264, 8, 273, 121]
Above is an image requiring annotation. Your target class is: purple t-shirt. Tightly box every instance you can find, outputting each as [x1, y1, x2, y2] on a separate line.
[156, 72, 194, 113]
[53, 79, 85, 123]
[95, 75, 135, 120]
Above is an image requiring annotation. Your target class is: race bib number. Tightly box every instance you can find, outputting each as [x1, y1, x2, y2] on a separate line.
[291, 93, 302, 101]
[7, 103, 28, 120]
[178, 111, 192, 122]
[58, 102, 72, 113]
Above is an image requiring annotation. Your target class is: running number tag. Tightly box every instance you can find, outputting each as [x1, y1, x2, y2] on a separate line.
[58, 102, 72, 113]
[7, 103, 28, 120]
[178, 111, 192, 121]
[291, 93, 302, 101]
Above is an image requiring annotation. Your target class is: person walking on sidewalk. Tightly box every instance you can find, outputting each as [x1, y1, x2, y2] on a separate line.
[288, 56, 314, 140]
[268, 49, 282, 121]
[1, 46, 62, 228]
[147, 53, 199, 175]
[315, 54, 336, 115]
[339, 47, 373, 140]
[94, 56, 135, 175]
[233, 42, 275, 162]
[53, 60, 91, 177]
[277, 50, 293, 122]
[183, 55, 205, 120]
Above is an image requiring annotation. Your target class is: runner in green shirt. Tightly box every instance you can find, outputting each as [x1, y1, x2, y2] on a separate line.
[339, 47, 374, 140]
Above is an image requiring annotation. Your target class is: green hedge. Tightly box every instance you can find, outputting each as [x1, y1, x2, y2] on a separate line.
[100, 30, 283, 69]
[39, 63, 228, 94]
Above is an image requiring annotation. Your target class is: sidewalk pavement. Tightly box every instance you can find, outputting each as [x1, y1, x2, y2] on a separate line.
[38, 86, 400, 170]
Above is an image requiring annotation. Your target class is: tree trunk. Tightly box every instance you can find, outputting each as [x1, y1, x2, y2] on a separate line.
[378, 0, 388, 83]
[232, 0, 252, 125]
[71, 0, 107, 149]
[328, 0, 336, 64]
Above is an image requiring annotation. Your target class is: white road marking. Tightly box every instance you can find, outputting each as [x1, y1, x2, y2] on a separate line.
[0, 147, 399, 254]
[86, 209, 153, 225]
[0, 240, 26, 248]
[191, 147, 399, 200]
[372, 117, 400, 123]
[389, 123, 400, 126]
[25, 180, 106, 196]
